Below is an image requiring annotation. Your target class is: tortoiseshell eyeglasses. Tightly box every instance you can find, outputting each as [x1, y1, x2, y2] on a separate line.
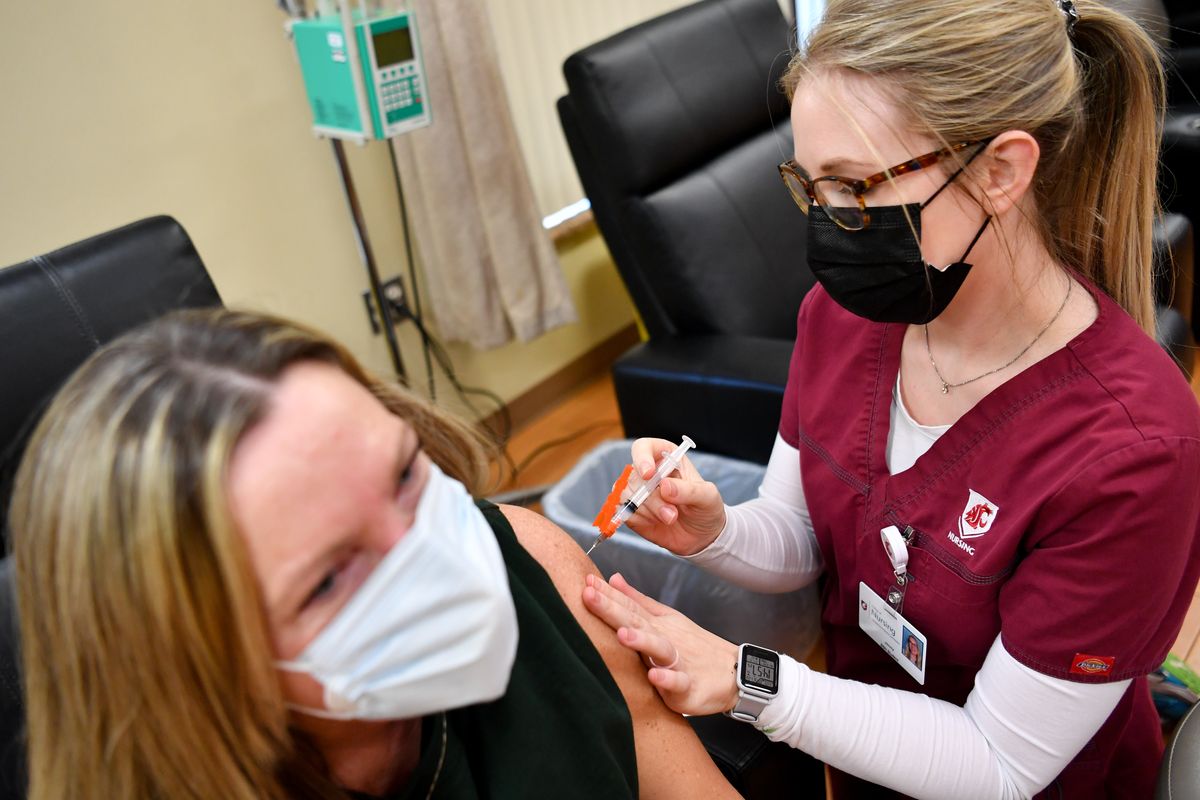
[777, 140, 987, 231]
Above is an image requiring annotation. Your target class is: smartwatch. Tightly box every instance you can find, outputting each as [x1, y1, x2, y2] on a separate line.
[725, 643, 780, 723]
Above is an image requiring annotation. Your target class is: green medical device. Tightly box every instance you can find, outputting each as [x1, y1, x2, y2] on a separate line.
[291, 10, 430, 141]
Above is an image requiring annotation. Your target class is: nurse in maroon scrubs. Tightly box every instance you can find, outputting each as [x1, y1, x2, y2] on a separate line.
[582, 0, 1200, 797]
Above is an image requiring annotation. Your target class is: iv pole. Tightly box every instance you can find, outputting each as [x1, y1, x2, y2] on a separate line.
[282, 0, 431, 383]
[330, 138, 407, 382]
[324, 0, 409, 382]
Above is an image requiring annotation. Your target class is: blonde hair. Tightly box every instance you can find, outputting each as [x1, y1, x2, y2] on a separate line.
[784, 0, 1166, 332]
[9, 308, 490, 799]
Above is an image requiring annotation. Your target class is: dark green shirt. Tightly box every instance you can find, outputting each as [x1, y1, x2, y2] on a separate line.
[358, 501, 638, 800]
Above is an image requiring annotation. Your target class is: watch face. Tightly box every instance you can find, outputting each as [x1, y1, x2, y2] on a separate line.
[740, 644, 779, 693]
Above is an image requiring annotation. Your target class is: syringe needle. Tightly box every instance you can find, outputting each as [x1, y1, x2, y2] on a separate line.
[583, 437, 694, 559]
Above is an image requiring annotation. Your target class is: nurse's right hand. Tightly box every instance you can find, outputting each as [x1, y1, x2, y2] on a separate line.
[626, 437, 727, 556]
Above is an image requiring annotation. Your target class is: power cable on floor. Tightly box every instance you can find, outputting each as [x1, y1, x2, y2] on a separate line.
[383, 296, 624, 488]
[392, 303, 519, 479]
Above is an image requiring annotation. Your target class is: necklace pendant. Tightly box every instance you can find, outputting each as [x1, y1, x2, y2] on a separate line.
[940, 382, 949, 395]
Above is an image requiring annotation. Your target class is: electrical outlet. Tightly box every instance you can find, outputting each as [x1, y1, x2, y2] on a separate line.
[381, 277, 411, 319]
[362, 277, 411, 336]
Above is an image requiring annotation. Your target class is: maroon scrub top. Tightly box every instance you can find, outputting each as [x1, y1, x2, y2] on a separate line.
[780, 282, 1200, 799]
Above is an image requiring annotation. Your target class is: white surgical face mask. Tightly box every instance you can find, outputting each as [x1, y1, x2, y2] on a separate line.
[276, 462, 519, 720]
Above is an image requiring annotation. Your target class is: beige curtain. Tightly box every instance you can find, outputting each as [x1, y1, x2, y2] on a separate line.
[389, 0, 577, 349]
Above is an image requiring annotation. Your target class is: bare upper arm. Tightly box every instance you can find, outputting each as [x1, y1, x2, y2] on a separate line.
[498, 504, 740, 800]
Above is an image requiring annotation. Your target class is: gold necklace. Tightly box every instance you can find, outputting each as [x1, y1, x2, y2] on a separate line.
[925, 278, 1072, 394]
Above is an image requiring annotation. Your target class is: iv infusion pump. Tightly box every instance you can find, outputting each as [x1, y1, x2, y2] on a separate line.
[291, 10, 431, 141]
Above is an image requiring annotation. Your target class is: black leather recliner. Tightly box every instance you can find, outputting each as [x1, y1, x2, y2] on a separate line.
[559, 0, 811, 466]
[0, 216, 223, 799]
[1127, 0, 1200, 338]
[1071, 1, 1200, 349]
[559, 2, 824, 794]
[561, 0, 1195, 469]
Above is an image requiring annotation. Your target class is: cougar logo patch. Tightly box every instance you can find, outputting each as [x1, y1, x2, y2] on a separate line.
[958, 489, 998, 539]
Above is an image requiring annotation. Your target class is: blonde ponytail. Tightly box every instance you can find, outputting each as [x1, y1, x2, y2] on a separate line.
[1044, 3, 1164, 332]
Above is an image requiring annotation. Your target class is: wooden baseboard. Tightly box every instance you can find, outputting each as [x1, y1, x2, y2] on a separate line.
[481, 322, 638, 437]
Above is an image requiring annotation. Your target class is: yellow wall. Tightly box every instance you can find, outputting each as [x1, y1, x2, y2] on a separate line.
[0, 2, 636, 419]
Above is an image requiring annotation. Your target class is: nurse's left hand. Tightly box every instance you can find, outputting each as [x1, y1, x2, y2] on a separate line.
[583, 572, 739, 717]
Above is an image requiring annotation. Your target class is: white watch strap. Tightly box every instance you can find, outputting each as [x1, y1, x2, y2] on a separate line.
[728, 688, 772, 722]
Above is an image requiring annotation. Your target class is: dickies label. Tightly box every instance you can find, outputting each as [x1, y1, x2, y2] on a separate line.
[1070, 653, 1115, 676]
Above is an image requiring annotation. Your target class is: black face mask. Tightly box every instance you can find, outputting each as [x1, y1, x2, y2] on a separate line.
[805, 174, 991, 325]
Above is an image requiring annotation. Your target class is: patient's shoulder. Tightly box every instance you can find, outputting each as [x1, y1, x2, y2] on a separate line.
[497, 504, 627, 684]
[497, 504, 649, 702]
[495, 509, 739, 798]
[497, 504, 599, 593]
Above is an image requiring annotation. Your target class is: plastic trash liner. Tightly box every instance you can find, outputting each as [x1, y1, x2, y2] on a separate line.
[543, 440, 821, 660]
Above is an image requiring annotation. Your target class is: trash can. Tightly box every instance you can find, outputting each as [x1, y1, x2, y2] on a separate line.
[543, 440, 821, 661]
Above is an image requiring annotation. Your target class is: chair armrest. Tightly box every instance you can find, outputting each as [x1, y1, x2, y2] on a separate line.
[1155, 212, 1194, 322]
[1157, 304, 1196, 380]
[1157, 701, 1200, 799]
[611, 335, 794, 464]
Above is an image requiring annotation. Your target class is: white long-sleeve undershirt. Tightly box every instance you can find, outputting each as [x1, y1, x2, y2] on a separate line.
[681, 429, 1129, 799]
[682, 433, 822, 593]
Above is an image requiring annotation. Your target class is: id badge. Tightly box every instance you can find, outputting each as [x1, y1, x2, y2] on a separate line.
[858, 581, 927, 685]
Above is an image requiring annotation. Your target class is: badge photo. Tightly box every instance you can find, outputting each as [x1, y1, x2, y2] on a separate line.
[858, 582, 927, 685]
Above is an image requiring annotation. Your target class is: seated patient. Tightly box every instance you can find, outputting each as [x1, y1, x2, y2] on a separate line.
[8, 308, 737, 800]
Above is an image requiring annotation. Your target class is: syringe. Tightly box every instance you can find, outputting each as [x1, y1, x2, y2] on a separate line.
[585, 435, 696, 555]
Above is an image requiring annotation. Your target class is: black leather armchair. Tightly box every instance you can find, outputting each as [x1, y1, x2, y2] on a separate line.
[558, 2, 826, 794]
[1157, 700, 1200, 799]
[1096, 0, 1200, 356]
[558, 0, 811, 465]
[0, 216, 222, 798]
[1129, 0, 1200, 339]
[1163, 0, 1200, 103]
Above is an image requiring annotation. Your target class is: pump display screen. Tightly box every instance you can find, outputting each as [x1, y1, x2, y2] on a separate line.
[372, 28, 413, 67]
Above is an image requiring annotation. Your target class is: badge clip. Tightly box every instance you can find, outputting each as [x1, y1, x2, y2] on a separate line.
[880, 525, 910, 612]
